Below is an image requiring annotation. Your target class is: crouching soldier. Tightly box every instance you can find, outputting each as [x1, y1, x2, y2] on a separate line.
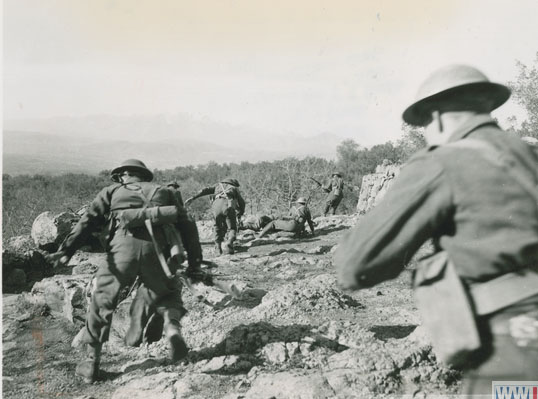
[48, 159, 203, 383]
[257, 197, 315, 238]
[185, 178, 245, 255]
[323, 172, 344, 216]
[335, 65, 538, 395]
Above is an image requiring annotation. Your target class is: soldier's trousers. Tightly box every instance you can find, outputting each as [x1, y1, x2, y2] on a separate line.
[80, 227, 184, 345]
[212, 198, 237, 244]
[324, 195, 343, 216]
[462, 307, 538, 395]
[259, 219, 301, 237]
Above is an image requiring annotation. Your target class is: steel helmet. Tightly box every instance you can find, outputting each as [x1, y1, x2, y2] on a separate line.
[221, 178, 240, 187]
[402, 65, 511, 126]
[296, 197, 307, 204]
[111, 159, 153, 181]
[332, 172, 342, 177]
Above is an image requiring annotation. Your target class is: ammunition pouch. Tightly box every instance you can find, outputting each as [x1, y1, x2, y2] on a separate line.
[414, 251, 538, 367]
[116, 206, 179, 229]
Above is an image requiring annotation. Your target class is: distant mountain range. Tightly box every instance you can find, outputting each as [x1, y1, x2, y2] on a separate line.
[3, 115, 344, 175]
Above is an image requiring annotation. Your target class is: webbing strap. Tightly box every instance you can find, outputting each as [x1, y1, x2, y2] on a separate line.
[144, 219, 174, 279]
[471, 268, 538, 315]
[137, 185, 175, 279]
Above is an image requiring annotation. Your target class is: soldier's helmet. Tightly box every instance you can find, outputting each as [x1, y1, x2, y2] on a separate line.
[111, 159, 153, 181]
[521, 136, 538, 147]
[221, 178, 240, 187]
[402, 65, 511, 127]
[296, 197, 307, 204]
[332, 172, 342, 177]
[166, 181, 180, 188]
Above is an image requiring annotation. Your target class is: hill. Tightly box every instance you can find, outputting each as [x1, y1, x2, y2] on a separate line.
[3, 115, 343, 175]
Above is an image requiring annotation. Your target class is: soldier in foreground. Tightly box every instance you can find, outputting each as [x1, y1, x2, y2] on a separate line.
[257, 197, 315, 238]
[335, 65, 538, 395]
[185, 178, 245, 255]
[323, 172, 345, 216]
[48, 159, 203, 382]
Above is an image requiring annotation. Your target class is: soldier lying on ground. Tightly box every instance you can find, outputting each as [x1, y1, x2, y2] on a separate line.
[185, 178, 245, 255]
[238, 214, 273, 231]
[47, 159, 203, 383]
[256, 197, 315, 239]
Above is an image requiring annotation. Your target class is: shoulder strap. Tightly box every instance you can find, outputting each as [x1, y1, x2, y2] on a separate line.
[447, 139, 538, 204]
[136, 185, 160, 207]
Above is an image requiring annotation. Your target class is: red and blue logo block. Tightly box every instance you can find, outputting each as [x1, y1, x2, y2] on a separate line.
[493, 382, 538, 399]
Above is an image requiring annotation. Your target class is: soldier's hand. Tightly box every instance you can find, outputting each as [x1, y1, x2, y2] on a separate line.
[46, 252, 70, 268]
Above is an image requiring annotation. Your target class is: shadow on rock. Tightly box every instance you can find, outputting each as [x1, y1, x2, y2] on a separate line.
[188, 321, 347, 364]
[369, 324, 417, 341]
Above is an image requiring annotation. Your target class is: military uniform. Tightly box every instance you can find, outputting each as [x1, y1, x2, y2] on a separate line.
[167, 181, 184, 207]
[323, 173, 344, 216]
[258, 199, 315, 238]
[55, 159, 202, 382]
[335, 66, 538, 395]
[188, 179, 245, 254]
[239, 214, 273, 231]
[61, 181, 201, 344]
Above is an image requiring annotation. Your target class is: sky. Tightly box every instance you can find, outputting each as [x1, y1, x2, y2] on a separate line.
[3, 0, 538, 146]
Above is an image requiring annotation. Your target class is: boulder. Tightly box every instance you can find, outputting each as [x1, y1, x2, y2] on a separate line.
[31, 211, 77, 251]
[29, 274, 92, 324]
[356, 163, 401, 214]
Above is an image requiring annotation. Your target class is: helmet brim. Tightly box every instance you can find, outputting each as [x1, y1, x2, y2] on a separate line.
[111, 165, 154, 181]
[402, 82, 511, 126]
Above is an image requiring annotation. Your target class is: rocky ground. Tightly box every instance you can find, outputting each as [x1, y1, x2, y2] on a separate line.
[2, 215, 461, 399]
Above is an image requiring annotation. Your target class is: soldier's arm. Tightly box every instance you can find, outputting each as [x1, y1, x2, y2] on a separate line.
[185, 186, 215, 205]
[323, 181, 332, 193]
[58, 185, 116, 259]
[334, 154, 452, 289]
[306, 209, 315, 234]
[173, 202, 203, 270]
[236, 191, 246, 217]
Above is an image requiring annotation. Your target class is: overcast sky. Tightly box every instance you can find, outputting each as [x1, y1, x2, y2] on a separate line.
[3, 0, 537, 146]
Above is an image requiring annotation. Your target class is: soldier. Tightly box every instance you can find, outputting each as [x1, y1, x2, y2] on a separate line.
[323, 172, 345, 216]
[257, 197, 315, 238]
[185, 178, 245, 255]
[166, 181, 184, 207]
[47, 159, 203, 382]
[334, 65, 538, 395]
[239, 214, 273, 231]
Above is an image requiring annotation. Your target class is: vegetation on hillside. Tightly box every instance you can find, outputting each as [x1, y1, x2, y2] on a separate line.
[3, 55, 536, 243]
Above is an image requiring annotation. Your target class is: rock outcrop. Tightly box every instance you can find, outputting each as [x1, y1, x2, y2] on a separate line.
[356, 162, 401, 214]
[31, 211, 78, 251]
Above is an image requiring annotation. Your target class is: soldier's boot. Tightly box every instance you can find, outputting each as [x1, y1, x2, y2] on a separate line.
[214, 241, 223, 255]
[257, 222, 274, 239]
[323, 204, 331, 217]
[75, 342, 102, 383]
[163, 309, 188, 362]
[223, 231, 236, 255]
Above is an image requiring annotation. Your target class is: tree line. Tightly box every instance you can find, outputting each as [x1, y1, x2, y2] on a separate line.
[3, 53, 536, 243]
